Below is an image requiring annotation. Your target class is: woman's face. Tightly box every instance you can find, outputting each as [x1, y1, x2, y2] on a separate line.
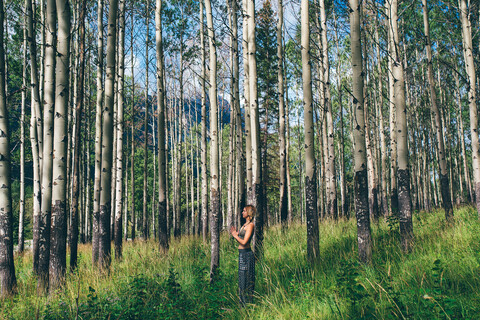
[242, 207, 249, 220]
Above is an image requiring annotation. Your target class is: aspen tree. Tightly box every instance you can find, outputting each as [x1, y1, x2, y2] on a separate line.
[156, 0, 168, 251]
[389, 0, 413, 252]
[130, 8, 136, 241]
[459, 0, 480, 217]
[302, 0, 319, 261]
[277, 0, 287, 228]
[349, 0, 372, 263]
[92, 0, 104, 264]
[0, 0, 17, 296]
[333, 9, 347, 218]
[38, 0, 56, 291]
[114, 0, 125, 259]
[199, 0, 208, 240]
[28, 0, 43, 273]
[232, 0, 244, 225]
[248, 0, 264, 256]
[143, 0, 150, 240]
[205, 0, 220, 281]
[243, 0, 252, 203]
[70, 0, 86, 270]
[386, 0, 397, 215]
[98, 0, 119, 269]
[49, 0, 71, 290]
[18, 10, 27, 254]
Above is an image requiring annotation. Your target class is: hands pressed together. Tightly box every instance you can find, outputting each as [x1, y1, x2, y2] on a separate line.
[230, 226, 238, 238]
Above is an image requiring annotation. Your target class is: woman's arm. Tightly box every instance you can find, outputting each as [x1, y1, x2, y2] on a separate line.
[231, 223, 254, 246]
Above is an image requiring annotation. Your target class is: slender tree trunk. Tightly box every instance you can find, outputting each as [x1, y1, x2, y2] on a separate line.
[389, 0, 413, 252]
[69, 0, 86, 271]
[18, 13, 27, 254]
[333, 10, 347, 219]
[422, 0, 453, 221]
[200, 0, 208, 241]
[455, 70, 473, 202]
[243, 0, 252, 203]
[232, 0, 244, 226]
[227, 0, 235, 229]
[152, 97, 157, 238]
[320, 0, 337, 220]
[205, 0, 220, 281]
[98, 0, 119, 269]
[143, 0, 150, 240]
[38, 0, 56, 292]
[110, 54, 117, 242]
[92, 0, 104, 264]
[85, 69, 91, 242]
[0, 0, 17, 296]
[196, 110, 201, 234]
[302, 0, 319, 261]
[386, 0, 397, 216]
[284, 45, 292, 224]
[156, 0, 168, 251]
[49, 0, 70, 291]
[114, 0, 125, 259]
[277, 0, 287, 228]
[349, 0, 372, 264]
[189, 117, 194, 234]
[459, 0, 480, 217]
[28, 0, 43, 274]
[374, 11, 388, 217]
[130, 8, 136, 241]
[248, 0, 264, 257]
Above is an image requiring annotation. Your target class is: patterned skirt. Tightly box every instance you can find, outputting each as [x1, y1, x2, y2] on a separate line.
[238, 248, 255, 305]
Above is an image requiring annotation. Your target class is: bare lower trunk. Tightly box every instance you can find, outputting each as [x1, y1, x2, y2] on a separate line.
[69, 0, 86, 271]
[349, 0, 372, 264]
[130, 9, 135, 241]
[92, 0, 104, 264]
[114, 0, 125, 259]
[386, 0, 397, 216]
[205, 0, 220, 281]
[277, 0, 287, 228]
[390, 0, 413, 252]
[0, 0, 17, 295]
[38, 0, 57, 292]
[143, 1, 150, 240]
[156, 0, 168, 251]
[18, 15, 27, 253]
[302, 0, 318, 261]
[200, 0, 208, 241]
[98, 0, 119, 269]
[49, 0, 70, 291]
[459, 0, 480, 217]
[28, 0, 43, 273]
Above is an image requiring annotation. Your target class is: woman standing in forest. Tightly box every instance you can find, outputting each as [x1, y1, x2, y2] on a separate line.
[230, 205, 256, 305]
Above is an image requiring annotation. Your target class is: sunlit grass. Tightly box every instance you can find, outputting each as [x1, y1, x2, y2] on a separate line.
[2, 206, 480, 319]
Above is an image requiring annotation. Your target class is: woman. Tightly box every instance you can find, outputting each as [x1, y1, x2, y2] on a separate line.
[230, 205, 256, 305]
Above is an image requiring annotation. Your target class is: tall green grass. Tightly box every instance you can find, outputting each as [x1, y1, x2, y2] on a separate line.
[1, 206, 480, 319]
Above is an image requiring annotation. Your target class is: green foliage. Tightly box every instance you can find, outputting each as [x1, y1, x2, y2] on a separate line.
[2, 207, 480, 319]
[335, 260, 374, 318]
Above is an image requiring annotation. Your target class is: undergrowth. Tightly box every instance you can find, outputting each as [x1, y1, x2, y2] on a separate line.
[1, 206, 479, 319]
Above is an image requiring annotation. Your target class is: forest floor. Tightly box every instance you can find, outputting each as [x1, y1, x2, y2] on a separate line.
[1, 206, 480, 319]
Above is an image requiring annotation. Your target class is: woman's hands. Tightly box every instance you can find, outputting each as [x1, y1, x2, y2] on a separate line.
[230, 226, 238, 237]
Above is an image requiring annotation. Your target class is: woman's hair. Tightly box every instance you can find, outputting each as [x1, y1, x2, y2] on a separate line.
[244, 205, 256, 220]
